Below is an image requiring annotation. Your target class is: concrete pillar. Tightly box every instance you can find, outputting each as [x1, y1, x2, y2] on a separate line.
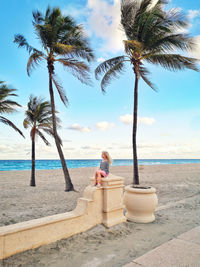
[102, 174, 126, 227]
[91, 173, 126, 227]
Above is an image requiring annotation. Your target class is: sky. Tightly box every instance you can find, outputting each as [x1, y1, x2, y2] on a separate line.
[0, 0, 200, 160]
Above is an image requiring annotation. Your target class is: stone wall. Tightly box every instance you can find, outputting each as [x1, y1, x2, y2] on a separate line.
[0, 174, 126, 260]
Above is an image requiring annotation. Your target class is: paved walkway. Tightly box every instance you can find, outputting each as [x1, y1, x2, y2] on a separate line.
[124, 226, 200, 267]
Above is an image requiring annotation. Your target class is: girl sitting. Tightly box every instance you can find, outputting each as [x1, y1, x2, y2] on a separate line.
[94, 151, 112, 187]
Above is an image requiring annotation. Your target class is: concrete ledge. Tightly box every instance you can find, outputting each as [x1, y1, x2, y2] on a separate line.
[0, 186, 103, 260]
[0, 174, 126, 260]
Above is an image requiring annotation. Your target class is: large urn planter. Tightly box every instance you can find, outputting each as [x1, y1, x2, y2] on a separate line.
[123, 185, 158, 223]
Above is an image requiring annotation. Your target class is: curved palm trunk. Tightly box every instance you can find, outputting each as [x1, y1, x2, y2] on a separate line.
[133, 64, 140, 185]
[48, 63, 74, 191]
[30, 137, 36, 186]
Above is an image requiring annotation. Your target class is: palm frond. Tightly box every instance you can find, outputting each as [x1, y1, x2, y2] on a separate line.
[139, 65, 156, 90]
[25, 110, 34, 123]
[0, 86, 18, 97]
[27, 51, 45, 76]
[56, 58, 92, 85]
[0, 106, 17, 114]
[23, 118, 32, 129]
[0, 87, 18, 98]
[32, 10, 44, 25]
[164, 7, 189, 30]
[100, 61, 126, 93]
[124, 40, 144, 56]
[0, 85, 21, 114]
[49, 7, 61, 25]
[0, 101, 21, 114]
[0, 116, 25, 137]
[42, 128, 62, 145]
[68, 45, 95, 62]
[148, 34, 194, 53]
[45, 6, 51, 21]
[136, 0, 163, 42]
[38, 123, 52, 129]
[37, 129, 51, 146]
[51, 74, 68, 106]
[14, 34, 41, 55]
[95, 56, 127, 80]
[54, 43, 74, 55]
[34, 23, 53, 53]
[146, 54, 199, 72]
[139, 7, 166, 44]
[0, 100, 21, 107]
[59, 23, 95, 62]
[24, 95, 60, 145]
[121, 0, 164, 41]
[121, 0, 142, 39]
[37, 112, 53, 124]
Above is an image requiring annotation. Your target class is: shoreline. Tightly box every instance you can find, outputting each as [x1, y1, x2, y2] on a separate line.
[1, 161, 200, 172]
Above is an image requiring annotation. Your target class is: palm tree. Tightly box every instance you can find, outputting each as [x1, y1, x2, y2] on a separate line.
[14, 7, 94, 191]
[0, 81, 24, 137]
[24, 95, 59, 186]
[95, 0, 198, 185]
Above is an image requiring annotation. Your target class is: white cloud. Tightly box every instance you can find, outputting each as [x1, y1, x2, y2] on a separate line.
[137, 141, 200, 158]
[81, 145, 100, 150]
[96, 121, 115, 131]
[120, 145, 132, 149]
[97, 57, 106, 63]
[120, 114, 132, 124]
[188, 9, 200, 19]
[138, 117, 155, 125]
[120, 114, 155, 125]
[0, 144, 11, 153]
[62, 5, 88, 19]
[68, 123, 91, 133]
[63, 147, 76, 150]
[87, 0, 125, 53]
[138, 142, 161, 149]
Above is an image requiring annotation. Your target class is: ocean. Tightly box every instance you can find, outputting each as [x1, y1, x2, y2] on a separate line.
[0, 159, 200, 171]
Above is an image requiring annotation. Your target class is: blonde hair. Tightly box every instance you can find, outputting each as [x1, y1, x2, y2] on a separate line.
[102, 151, 112, 164]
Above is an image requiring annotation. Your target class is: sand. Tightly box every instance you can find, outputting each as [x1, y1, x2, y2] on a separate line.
[0, 164, 200, 266]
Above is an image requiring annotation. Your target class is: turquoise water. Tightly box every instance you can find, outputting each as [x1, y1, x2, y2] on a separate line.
[0, 159, 200, 171]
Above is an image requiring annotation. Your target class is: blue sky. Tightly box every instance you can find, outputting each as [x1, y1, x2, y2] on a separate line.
[0, 0, 200, 159]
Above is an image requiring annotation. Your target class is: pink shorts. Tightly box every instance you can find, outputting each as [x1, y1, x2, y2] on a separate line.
[100, 170, 107, 177]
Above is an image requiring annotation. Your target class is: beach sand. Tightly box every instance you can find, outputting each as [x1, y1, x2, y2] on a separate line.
[0, 164, 200, 266]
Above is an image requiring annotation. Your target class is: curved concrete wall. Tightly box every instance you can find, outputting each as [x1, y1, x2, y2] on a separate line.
[0, 174, 126, 260]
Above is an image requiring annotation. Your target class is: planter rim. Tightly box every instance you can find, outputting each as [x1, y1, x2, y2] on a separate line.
[125, 184, 156, 194]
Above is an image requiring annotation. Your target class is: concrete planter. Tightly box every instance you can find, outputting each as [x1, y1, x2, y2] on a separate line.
[124, 185, 158, 223]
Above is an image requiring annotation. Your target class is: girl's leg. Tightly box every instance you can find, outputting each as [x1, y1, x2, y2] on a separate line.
[98, 171, 101, 185]
[94, 171, 98, 185]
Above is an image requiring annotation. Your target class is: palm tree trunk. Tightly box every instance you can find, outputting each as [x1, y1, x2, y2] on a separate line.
[133, 64, 140, 185]
[48, 65, 74, 191]
[30, 137, 36, 186]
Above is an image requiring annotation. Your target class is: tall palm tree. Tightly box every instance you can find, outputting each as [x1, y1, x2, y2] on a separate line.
[95, 0, 198, 185]
[24, 95, 59, 186]
[0, 81, 24, 137]
[14, 6, 94, 191]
